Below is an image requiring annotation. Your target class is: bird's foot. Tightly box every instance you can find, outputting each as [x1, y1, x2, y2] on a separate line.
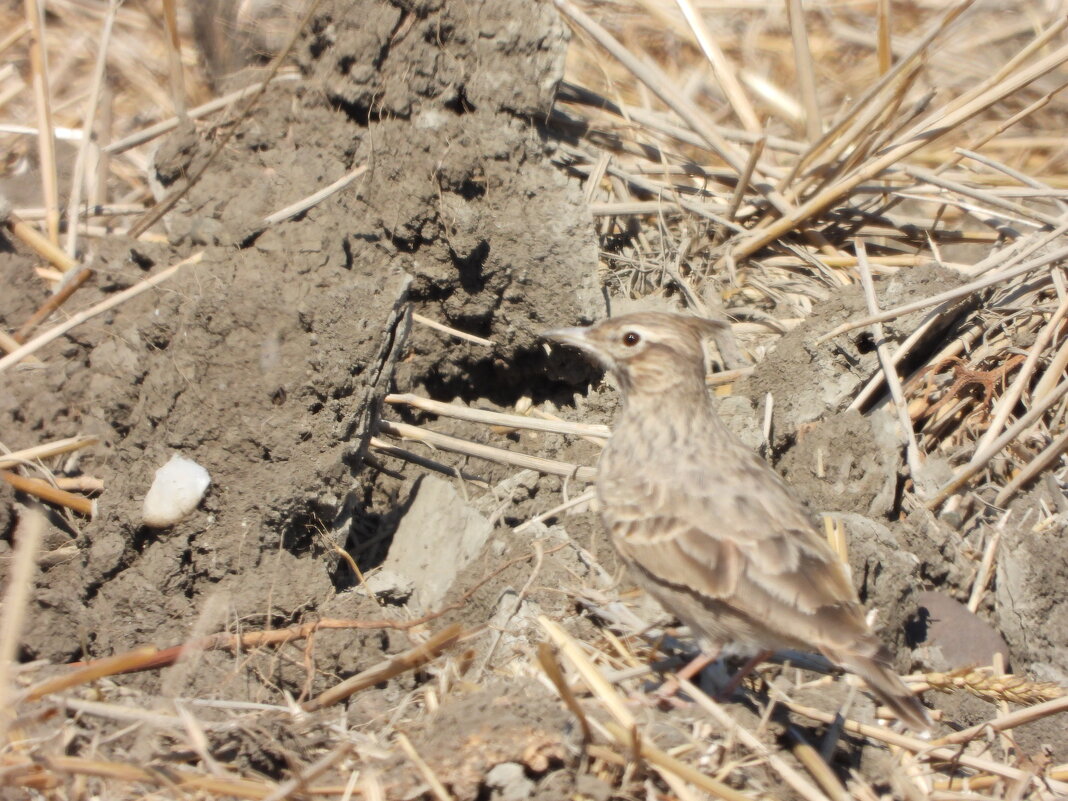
[713, 649, 773, 701]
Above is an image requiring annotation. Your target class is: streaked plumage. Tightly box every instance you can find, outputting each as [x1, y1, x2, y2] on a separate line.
[545, 312, 930, 731]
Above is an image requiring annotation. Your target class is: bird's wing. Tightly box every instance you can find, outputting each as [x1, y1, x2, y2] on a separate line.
[607, 453, 869, 649]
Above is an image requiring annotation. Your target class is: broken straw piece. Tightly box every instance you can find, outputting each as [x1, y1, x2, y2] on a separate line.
[142, 455, 211, 528]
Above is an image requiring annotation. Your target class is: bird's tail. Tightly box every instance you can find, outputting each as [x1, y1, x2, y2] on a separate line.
[831, 647, 932, 733]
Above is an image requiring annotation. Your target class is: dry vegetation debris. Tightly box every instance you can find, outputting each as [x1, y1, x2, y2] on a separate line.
[2, 0, 1068, 798]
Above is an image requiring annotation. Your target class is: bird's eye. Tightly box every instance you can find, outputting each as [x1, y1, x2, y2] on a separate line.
[622, 331, 641, 347]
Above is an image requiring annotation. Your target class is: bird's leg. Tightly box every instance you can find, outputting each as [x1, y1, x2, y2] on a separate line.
[715, 649, 773, 701]
[655, 649, 720, 705]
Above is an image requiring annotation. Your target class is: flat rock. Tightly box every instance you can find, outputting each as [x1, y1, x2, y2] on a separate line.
[910, 590, 1010, 671]
[379, 475, 493, 613]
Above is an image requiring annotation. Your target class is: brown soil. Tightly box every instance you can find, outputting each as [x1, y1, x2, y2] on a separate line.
[2, 0, 1067, 796]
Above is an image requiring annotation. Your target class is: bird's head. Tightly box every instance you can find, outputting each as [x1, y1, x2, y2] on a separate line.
[543, 312, 727, 398]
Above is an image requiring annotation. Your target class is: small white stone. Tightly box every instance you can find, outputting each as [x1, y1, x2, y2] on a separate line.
[142, 455, 211, 528]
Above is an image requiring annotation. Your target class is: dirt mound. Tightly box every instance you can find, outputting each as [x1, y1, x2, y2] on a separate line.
[2, 0, 600, 697]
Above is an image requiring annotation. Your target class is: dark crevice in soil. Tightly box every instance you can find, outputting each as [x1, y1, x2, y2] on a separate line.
[387, 231, 422, 253]
[328, 94, 388, 126]
[181, 551, 196, 599]
[451, 240, 489, 293]
[340, 236, 354, 270]
[442, 85, 475, 115]
[854, 331, 877, 354]
[904, 607, 931, 649]
[414, 347, 589, 407]
[279, 512, 328, 557]
[892, 472, 907, 519]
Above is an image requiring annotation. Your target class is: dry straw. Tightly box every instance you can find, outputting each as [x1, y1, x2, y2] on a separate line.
[4, 0, 1068, 798]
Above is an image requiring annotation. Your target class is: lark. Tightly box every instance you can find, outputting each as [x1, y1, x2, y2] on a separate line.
[545, 312, 930, 731]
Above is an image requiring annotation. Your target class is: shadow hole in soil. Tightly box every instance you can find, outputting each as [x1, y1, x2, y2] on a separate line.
[280, 512, 322, 557]
[854, 332, 877, 354]
[142, 322, 174, 351]
[180, 548, 195, 598]
[340, 236, 354, 271]
[327, 95, 387, 128]
[330, 491, 412, 594]
[387, 230, 421, 254]
[117, 387, 146, 420]
[131, 525, 165, 553]
[416, 344, 596, 408]
[857, 556, 882, 606]
[904, 605, 931, 649]
[453, 240, 489, 293]
[765, 703, 864, 779]
[853, 306, 973, 414]
[761, 428, 795, 466]
[129, 248, 156, 270]
[442, 85, 475, 116]
[454, 176, 486, 200]
[891, 472, 906, 518]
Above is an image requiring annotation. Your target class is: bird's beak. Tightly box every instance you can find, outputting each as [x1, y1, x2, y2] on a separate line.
[543, 324, 614, 372]
[541, 326, 594, 353]
[542, 325, 613, 371]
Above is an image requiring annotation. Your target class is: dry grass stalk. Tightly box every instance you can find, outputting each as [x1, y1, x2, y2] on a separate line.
[536, 641, 592, 742]
[62, 0, 118, 259]
[160, 0, 186, 120]
[3, 753, 293, 798]
[930, 374, 1068, 508]
[673, 0, 760, 134]
[601, 719, 758, 801]
[513, 487, 596, 534]
[935, 694, 1068, 751]
[22, 0, 59, 245]
[784, 0, 819, 143]
[0, 508, 44, 742]
[0, 330, 40, 361]
[14, 266, 94, 342]
[302, 623, 463, 712]
[261, 743, 355, 801]
[4, 210, 78, 273]
[0, 250, 203, 374]
[995, 427, 1068, 505]
[386, 393, 609, 438]
[856, 240, 924, 480]
[396, 732, 454, 801]
[377, 419, 597, 481]
[555, 0, 794, 218]
[412, 312, 496, 347]
[0, 435, 97, 470]
[782, 697, 1068, 796]
[24, 646, 159, 702]
[6, 0, 1068, 797]
[784, 726, 848, 801]
[876, 0, 891, 75]
[127, 0, 321, 238]
[103, 74, 300, 155]
[259, 163, 368, 229]
[368, 436, 490, 486]
[539, 616, 636, 732]
[967, 523, 1002, 613]
[679, 677, 831, 801]
[821, 244, 1068, 342]
[0, 470, 95, 517]
[730, 46, 1068, 260]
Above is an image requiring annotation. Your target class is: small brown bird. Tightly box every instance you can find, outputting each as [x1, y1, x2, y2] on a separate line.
[545, 312, 930, 731]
